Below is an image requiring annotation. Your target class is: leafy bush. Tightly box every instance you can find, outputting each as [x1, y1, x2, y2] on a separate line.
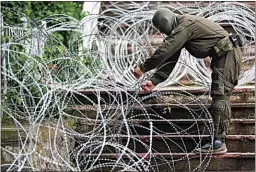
[1, 1, 85, 23]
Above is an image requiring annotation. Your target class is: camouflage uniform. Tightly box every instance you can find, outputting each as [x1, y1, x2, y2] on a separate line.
[139, 8, 242, 151]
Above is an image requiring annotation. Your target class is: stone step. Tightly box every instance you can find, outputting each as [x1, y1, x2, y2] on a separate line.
[75, 86, 254, 104]
[72, 134, 254, 153]
[1, 152, 254, 171]
[128, 135, 255, 153]
[123, 119, 255, 135]
[2, 118, 253, 144]
[74, 118, 254, 135]
[69, 103, 255, 119]
[2, 130, 254, 153]
[77, 152, 255, 171]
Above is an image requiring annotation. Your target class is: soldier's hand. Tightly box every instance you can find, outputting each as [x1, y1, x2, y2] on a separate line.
[134, 67, 144, 79]
[141, 80, 155, 92]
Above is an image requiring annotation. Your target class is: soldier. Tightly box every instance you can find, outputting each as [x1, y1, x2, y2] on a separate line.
[134, 8, 243, 154]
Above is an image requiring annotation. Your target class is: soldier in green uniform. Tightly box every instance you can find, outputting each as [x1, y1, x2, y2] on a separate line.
[134, 8, 243, 154]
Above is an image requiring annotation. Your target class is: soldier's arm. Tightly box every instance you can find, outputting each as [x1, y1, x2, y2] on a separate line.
[139, 26, 189, 73]
[150, 49, 182, 85]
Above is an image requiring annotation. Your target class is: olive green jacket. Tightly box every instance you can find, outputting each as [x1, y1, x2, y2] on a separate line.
[140, 14, 229, 85]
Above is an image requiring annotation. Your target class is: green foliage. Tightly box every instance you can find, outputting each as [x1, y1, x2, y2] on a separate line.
[1, 1, 100, 115]
[1, 1, 85, 24]
[0, 1, 95, 85]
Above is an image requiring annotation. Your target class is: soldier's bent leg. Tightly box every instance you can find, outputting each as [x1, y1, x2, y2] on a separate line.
[210, 47, 242, 142]
[196, 47, 242, 154]
[211, 95, 231, 142]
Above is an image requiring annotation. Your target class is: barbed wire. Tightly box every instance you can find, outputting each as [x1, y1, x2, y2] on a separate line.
[1, 1, 254, 171]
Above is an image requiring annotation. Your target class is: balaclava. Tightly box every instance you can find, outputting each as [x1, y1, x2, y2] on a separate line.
[152, 8, 178, 35]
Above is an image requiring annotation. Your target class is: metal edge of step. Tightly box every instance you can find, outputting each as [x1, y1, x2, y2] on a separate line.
[78, 119, 213, 124]
[72, 135, 255, 140]
[78, 152, 255, 159]
[231, 118, 255, 124]
[134, 103, 255, 109]
[67, 102, 255, 111]
[2, 131, 254, 140]
[77, 86, 255, 95]
[1, 118, 254, 130]
[127, 118, 255, 124]
[76, 118, 255, 125]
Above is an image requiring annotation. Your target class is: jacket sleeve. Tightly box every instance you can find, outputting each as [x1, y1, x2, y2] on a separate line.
[150, 49, 182, 85]
[139, 26, 189, 73]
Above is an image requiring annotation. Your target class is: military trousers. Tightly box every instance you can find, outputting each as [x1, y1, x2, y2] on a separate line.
[210, 47, 242, 141]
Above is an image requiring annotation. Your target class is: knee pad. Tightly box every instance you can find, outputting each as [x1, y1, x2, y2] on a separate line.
[211, 96, 231, 127]
[211, 97, 226, 114]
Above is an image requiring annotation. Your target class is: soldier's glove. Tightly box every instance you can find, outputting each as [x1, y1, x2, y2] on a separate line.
[141, 80, 155, 92]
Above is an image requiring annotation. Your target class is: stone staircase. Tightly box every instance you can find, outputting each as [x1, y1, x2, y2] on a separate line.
[1, 86, 255, 171]
[70, 86, 255, 171]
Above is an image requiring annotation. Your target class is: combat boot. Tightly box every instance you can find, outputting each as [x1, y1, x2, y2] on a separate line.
[195, 139, 227, 154]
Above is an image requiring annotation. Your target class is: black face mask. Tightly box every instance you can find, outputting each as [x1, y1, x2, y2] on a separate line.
[152, 8, 178, 35]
